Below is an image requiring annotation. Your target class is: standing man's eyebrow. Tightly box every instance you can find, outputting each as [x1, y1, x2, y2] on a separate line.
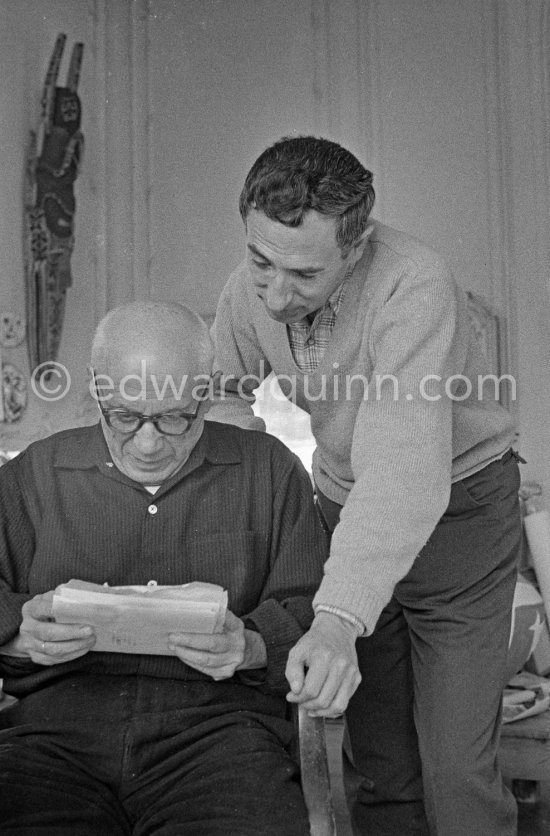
[247, 244, 323, 274]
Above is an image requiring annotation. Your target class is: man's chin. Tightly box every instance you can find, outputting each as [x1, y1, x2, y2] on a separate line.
[124, 459, 182, 485]
[265, 308, 305, 324]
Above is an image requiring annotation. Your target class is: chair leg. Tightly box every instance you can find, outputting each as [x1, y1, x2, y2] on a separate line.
[298, 706, 337, 835]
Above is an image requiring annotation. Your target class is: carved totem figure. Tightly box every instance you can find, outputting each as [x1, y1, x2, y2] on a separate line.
[23, 33, 84, 378]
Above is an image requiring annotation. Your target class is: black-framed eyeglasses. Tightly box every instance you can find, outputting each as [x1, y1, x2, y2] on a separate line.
[93, 376, 209, 436]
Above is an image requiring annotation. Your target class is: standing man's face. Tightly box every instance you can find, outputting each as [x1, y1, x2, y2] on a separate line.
[245, 209, 367, 324]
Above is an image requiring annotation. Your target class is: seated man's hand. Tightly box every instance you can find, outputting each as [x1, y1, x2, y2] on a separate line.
[3, 591, 96, 665]
[285, 612, 362, 717]
[168, 610, 267, 681]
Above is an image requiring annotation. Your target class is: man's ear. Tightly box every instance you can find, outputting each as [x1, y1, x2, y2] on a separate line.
[210, 369, 223, 393]
[350, 223, 374, 264]
[86, 364, 95, 397]
[201, 370, 223, 413]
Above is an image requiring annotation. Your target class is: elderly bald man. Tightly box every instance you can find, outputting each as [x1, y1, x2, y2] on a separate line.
[0, 301, 326, 835]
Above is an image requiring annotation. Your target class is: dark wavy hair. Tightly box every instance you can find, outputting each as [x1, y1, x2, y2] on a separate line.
[239, 136, 375, 254]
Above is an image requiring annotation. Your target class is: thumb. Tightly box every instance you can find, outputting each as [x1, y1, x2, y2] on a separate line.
[223, 610, 242, 632]
[285, 639, 308, 695]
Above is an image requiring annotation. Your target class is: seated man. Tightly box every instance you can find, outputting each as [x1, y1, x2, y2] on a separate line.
[0, 301, 327, 835]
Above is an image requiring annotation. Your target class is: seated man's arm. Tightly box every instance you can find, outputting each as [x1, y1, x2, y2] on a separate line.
[0, 459, 96, 673]
[169, 447, 328, 695]
[0, 458, 37, 674]
[237, 451, 328, 694]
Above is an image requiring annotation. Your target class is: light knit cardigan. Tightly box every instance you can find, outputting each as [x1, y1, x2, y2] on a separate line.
[209, 221, 517, 633]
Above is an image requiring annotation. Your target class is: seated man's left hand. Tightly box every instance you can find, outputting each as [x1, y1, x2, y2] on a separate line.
[168, 610, 267, 680]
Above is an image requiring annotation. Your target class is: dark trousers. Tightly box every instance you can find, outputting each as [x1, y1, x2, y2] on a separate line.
[0, 676, 310, 835]
[317, 450, 522, 836]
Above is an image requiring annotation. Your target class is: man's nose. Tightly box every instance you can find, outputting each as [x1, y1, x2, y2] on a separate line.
[133, 420, 164, 452]
[265, 273, 293, 312]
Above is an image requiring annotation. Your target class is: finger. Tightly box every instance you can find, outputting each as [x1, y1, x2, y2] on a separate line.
[32, 636, 96, 664]
[38, 636, 96, 655]
[223, 611, 242, 631]
[285, 646, 308, 695]
[37, 623, 94, 643]
[168, 633, 225, 652]
[169, 646, 238, 680]
[169, 645, 229, 667]
[291, 654, 335, 702]
[287, 656, 354, 705]
[300, 669, 362, 716]
[22, 591, 55, 620]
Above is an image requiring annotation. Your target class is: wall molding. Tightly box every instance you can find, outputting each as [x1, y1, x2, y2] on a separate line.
[309, 0, 383, 204]
[479, 0, 518, 414]
[90, 0, 152, 314]
[90, 0, 108, 322]
[130, 0, 152, 301]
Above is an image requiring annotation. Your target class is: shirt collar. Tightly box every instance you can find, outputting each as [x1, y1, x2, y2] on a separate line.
[53, 421, 242, 476]
[326, 277, 348, 315]
[301, 274, 348, 328]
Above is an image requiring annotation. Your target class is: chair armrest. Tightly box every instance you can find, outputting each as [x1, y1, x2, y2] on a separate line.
[298, 706, 337, 835]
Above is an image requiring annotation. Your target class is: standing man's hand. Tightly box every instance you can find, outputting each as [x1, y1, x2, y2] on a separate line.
[285, 612, 362, 717]
[0, 591, 96, 665]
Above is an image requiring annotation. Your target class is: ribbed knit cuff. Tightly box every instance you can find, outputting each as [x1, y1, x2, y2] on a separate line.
[313, 579, 388, 637]
[314, 605, 366, 637]
[244, 600, 310, 696]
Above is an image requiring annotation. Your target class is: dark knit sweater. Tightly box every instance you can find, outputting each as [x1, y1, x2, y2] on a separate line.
[0, 421, 327, 698]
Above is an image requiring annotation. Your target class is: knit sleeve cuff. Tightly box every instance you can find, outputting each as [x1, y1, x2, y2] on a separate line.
[314, 605, 366, 637]
[244, 599, 313, 695]
[313, 579, 388, 637]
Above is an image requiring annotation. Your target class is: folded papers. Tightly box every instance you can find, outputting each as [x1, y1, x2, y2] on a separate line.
[52, 579, 228, 655]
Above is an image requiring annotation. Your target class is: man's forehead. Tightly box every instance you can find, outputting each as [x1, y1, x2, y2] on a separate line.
[94, 366, 209, 404]
[246, 209, 340, 259]
[107, 392, 191, 411]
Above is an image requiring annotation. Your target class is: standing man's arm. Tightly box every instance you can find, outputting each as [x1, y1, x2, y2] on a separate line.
[286, 266, 466, 715]
[208, 264, 270, 430]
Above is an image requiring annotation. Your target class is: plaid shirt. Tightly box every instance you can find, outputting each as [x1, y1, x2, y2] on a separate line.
[287, 279, 348, 373]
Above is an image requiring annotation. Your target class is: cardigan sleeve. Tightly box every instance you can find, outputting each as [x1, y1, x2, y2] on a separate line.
[313, 263, 468, 634]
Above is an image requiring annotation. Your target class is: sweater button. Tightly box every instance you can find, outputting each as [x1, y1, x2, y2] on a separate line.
[148, 504, 158, 515]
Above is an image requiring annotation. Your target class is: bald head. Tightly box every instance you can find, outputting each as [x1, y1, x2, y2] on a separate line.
[91, 301, 213, 399]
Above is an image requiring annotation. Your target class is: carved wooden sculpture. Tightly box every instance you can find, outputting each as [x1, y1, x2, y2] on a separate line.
[23, 33, 84, 379]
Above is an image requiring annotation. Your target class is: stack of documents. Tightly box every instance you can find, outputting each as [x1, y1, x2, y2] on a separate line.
[52, 579, 228, 655]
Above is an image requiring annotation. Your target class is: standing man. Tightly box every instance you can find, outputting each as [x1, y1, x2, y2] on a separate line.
[209, 136, 523, 835]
